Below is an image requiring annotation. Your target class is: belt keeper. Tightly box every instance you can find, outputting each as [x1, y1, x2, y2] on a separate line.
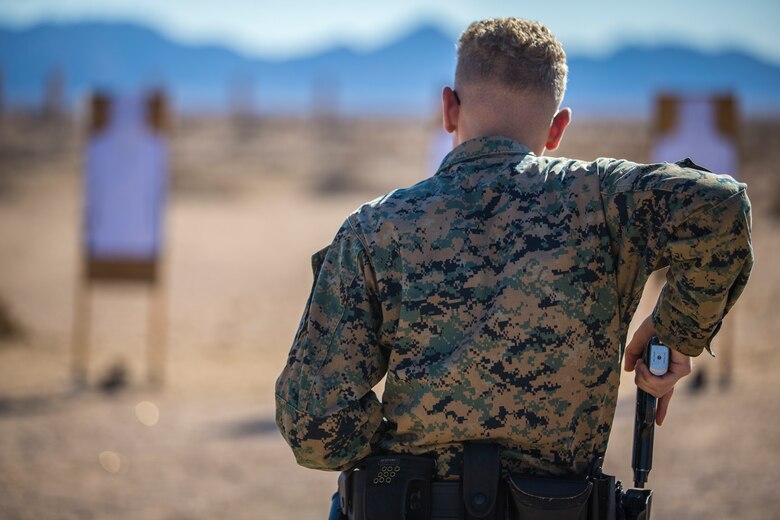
[462, 443, 501, 520]
[338, 471, 350, 515]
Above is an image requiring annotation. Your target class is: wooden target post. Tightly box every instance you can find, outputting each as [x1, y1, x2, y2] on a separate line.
[71, 91, 170, 388]
[650, 92, 740, 388]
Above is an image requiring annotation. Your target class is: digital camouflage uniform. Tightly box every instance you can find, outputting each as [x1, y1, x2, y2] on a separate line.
[275, 136, 753, 480]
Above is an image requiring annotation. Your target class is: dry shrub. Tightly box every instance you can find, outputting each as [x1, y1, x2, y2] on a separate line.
[0, 297, 22, 342]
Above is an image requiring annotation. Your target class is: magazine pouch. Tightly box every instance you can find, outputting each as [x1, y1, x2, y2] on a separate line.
[507, 474, 592, 520]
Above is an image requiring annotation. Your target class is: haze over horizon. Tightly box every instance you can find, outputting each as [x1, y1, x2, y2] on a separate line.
[1, 0, 779, 64]
[2, 18, 779, 117]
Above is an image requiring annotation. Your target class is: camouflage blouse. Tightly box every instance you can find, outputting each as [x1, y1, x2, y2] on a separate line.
[275, 136, 753, 479]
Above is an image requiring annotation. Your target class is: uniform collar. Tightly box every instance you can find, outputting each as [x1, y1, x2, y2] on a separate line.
[436, 136, 534, 174]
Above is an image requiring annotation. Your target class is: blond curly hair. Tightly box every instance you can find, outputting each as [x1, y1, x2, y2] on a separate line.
[455, 18, 568, 105]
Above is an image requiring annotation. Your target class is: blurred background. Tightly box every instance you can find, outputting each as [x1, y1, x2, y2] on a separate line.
[0, 1, 779, 518]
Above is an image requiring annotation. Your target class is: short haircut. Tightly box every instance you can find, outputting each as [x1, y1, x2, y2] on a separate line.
[455, 18, 568, 106]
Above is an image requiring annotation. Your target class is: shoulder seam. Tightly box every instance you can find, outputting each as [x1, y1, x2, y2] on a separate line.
[347, 214, 371, 254]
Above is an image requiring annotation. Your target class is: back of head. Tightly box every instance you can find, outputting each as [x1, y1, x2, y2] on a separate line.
[456, 18, 568, 109]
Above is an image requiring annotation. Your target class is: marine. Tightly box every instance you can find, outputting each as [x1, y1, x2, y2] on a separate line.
[275, 16, 753, 516]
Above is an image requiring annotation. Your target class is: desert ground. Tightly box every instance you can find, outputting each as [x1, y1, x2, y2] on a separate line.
[0, 112, 779, 519]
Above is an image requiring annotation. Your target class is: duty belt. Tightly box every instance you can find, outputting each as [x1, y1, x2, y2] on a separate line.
[331, 444, 644, 520]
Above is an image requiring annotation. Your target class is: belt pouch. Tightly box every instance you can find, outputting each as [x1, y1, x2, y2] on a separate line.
[507, 475, 592, 520]
[462, 443, 502, 520]
[350, 454, 435, 520]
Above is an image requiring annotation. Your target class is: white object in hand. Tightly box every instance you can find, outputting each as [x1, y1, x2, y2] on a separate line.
[648, 343, 670, 376]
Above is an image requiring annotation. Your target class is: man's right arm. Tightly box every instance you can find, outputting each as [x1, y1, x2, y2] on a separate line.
[598, 158, 754, 358]
[275, 221, 389, 471]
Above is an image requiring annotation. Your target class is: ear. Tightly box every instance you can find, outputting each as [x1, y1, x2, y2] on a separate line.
[545, 107, 571, 151]
[442, 86, 460, 133]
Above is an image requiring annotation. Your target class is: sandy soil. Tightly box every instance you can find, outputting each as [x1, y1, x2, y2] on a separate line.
[0, 114, 779, 519]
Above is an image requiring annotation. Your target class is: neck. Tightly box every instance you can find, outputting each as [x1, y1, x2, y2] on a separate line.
[453, 86, 556, 155]
[455, 125, 545, 155]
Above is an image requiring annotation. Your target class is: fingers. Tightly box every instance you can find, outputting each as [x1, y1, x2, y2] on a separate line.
[656, 387, 674, 426]
[634, 358, 678, 398]
[625, 313, 691, 427]
[624, 316, 655, 372]
[625, 314, 693, 427]
[624, 343, 641, 372]
[634, 360, 665, 398]
[636, 346, 691, 427]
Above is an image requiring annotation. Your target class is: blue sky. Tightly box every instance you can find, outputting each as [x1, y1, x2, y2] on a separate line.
[1, 0, 779, 63]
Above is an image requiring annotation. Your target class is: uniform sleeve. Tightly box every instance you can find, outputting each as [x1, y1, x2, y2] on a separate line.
[275, 219, 389, 471]
[599, 158, 753, 356]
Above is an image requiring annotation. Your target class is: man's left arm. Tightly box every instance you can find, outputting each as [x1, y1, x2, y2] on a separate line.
[601, 158, 753, 423]
[275, 221, 388, 471]
[600, 158, 754, 356]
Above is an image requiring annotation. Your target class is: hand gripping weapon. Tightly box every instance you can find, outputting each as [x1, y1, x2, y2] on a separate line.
[620, 337, 670, 520]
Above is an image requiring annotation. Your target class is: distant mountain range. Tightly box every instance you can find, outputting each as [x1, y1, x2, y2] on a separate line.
[1, 21, 779, 117]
